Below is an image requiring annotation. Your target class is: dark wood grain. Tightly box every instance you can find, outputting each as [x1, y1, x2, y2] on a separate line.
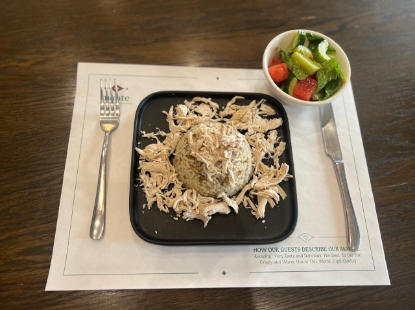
[0, 0, 414, 309]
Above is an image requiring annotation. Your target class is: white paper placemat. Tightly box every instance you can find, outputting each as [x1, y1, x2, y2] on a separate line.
[46, 63, 389, 290]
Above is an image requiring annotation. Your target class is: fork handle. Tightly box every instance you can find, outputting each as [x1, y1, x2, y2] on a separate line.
[90, 132, 110, 240]
[333, 161, 361, 252]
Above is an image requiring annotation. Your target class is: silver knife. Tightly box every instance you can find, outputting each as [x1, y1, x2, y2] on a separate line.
[320, 103, 360, 252]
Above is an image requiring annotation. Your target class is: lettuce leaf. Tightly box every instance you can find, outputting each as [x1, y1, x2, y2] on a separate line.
[316, 58, 345, 91]
[279, 50, 309, 81]
[312, 89, 325, 101]
[323, 78, 342, 99]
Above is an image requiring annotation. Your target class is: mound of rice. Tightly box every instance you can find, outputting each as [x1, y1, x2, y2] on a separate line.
[174, 122, 253, 197]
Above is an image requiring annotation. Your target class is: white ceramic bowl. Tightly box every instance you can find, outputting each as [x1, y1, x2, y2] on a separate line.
[262, 29, 351, 106]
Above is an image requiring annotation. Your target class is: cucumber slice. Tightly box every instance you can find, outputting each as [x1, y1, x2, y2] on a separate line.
[291, 52, 322, 75]
[308, 41, 318, 53]
[307, 32, 336, 58]
[287, 76, 298, 96]
[313, 40, 331, 63]
[327, 50, 336, 58]
[292, 45, 313, 58]
[288, 30, 306, 51]
[306, 32, 325, 42]
[327, 45, 336, 58]
[282, 73, 295, 93]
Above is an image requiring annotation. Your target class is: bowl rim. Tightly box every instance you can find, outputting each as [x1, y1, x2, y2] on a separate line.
[262, 29, 351, 106]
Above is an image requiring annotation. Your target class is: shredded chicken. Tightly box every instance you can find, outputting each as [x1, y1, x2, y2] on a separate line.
[136, 96, 290, 226]
[185, 122, 249, 183]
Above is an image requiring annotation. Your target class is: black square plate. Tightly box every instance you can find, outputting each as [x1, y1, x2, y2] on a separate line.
[129, 91, 297, 245]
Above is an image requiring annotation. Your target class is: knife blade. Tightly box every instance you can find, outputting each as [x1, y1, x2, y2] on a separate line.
[320, 103, 360, 252]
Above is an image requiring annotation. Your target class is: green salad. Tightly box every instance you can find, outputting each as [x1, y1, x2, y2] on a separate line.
[267, 31, 347, 101]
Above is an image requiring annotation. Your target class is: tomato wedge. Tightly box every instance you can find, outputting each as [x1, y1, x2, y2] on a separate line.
[292, 77, 318, 101]
[268, 63, 289, 83]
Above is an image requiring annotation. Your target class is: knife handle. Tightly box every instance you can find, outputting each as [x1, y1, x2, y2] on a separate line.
[333, 161, 361, 252]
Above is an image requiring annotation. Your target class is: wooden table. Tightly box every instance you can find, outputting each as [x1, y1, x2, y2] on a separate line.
[1, 1, 414, 309]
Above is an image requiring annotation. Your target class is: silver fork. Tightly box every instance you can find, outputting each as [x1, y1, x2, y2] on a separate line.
[89, 79, 120, 240]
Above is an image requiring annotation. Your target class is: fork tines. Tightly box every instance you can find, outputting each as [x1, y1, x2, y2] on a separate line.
[100, 78, 120, 117]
